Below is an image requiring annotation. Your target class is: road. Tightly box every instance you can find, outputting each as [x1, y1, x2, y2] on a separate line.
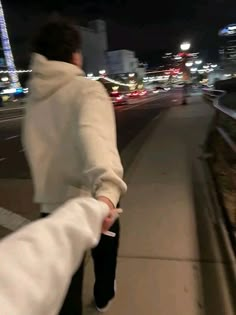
[0, 90, 182, 179]
[0, 90, 182, 236]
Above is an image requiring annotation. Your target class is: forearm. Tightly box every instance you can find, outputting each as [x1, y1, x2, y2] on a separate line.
[0, 198, 109, 315]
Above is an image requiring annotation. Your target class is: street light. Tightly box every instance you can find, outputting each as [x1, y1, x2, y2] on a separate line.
[174, 55, 182, 60]
[128, 73, 135, 78]
[198, 69, 205, 74]
[185, 61, 193, 67]
[1, 76, 8, 82]
[190, 67, 198, 73]
[180, 42, 191, 51]
[99, 70, 106, 75]
[195, 60, 202, 65]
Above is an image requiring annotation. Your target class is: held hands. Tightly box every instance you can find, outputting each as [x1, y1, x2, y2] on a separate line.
[97, 196, 122, 233]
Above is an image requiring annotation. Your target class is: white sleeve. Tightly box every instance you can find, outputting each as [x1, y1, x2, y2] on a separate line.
[0, 198, 109, 315]
[77, 81, 127, 207]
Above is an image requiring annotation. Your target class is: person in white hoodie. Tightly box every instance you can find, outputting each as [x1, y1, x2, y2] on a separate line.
[0, 197, 119, 315]
[23, 17, 127, 314]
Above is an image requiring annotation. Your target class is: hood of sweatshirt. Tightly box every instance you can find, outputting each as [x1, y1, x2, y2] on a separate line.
[28, 53, 85, 101]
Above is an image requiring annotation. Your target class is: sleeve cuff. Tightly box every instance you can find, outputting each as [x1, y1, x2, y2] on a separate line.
[95, 181, 127, 207]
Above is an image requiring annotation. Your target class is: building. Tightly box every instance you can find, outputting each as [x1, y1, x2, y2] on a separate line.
[106, 50, 139, 75]
[80, 20, 108, 75]
[2, 3, 109, 77]
[219, 24, 236, 73]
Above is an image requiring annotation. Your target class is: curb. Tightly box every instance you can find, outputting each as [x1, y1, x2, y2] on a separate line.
[120, 112, 162, 175]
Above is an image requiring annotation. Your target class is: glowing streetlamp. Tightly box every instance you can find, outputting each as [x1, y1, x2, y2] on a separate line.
[1, 76, 8, 82]
[180, 42, 191, 51]
[128, 73, 135, 78]
[190, 67, 197, 73]
[99, 70, 106, 75]
[195, 60, 202, 65]
[185, 61, 193, 67]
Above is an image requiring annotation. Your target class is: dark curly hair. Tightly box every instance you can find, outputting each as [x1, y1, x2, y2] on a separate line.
[33, 17, 82, 63]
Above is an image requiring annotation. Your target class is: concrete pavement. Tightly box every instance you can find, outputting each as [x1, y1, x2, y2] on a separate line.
[83, 96, 236, 315]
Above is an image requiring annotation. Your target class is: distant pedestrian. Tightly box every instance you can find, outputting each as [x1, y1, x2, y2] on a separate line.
[23, 17, 127, 315]
[0, 95, 3, 107]
[182, 82, 188, 105]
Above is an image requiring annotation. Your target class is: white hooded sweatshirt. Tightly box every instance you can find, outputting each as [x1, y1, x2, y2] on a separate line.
[23, 54, 127, 212]
[0, 197, 109, 315]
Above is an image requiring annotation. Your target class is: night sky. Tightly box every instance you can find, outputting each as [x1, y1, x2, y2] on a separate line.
[4, 0, 236, 66]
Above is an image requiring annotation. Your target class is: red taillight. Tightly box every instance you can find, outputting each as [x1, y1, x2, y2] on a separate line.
[140, 90, 147, 96]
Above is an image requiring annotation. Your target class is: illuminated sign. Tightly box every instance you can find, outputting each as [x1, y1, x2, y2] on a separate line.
[219, 24, 236, 36]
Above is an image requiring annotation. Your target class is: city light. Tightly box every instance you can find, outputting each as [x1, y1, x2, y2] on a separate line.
[180, 42, 191, 51]
[211, 64, 218, 68]
[228, 25, 236, 31]
[99, 70, 106, 75]
[0, 1, 20, 88]
[112, 86, 119, 91]
[101, 76, 133, 87]
[1, 76, 8, 82]
[87, 73, 94, 77]
[195, 60, 202, 65]
[220, 24, 236, 36]
[0, 88, 16, 94]
[198, 69, 205, 74]
[174, 56, 182, 60]
[185, 61, 193, 67]
[203, 65, 209, 69]
[0, 69, 32, 73]
[128, 73, 135, 77]
[190, 67, 198, 73]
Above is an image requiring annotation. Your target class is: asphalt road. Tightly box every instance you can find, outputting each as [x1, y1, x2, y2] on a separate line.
[0, 89, 182, 236]
[0, 90, 182, 179]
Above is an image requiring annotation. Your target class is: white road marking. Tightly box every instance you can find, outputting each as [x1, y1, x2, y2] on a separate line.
[0, 107, 23, 112]
[0, 157, 6, 162]
[0, 116, 23, 124]
[5, 135, 20, 141]
[0, 207, 31, 231]
[121, 95, 169, 112]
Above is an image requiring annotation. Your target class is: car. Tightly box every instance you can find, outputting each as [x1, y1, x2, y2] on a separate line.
[139, 90, 148, 97]
[110, 91, 127, 106]
[127, 90, 140, 98]
[152, 86, 165, 94]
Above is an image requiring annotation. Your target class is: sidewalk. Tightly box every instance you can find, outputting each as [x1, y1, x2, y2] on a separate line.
[83, 97, 236, 315]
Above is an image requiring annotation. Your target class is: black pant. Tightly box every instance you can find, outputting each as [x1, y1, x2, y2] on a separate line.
[41, 213, 120, 315]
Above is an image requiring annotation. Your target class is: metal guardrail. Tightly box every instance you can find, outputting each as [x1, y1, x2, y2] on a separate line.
[206, 89, 236, 153]
[203, 87, 225, 101]
[203, 87, 236, 254]
[203, 88, 236, 150]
